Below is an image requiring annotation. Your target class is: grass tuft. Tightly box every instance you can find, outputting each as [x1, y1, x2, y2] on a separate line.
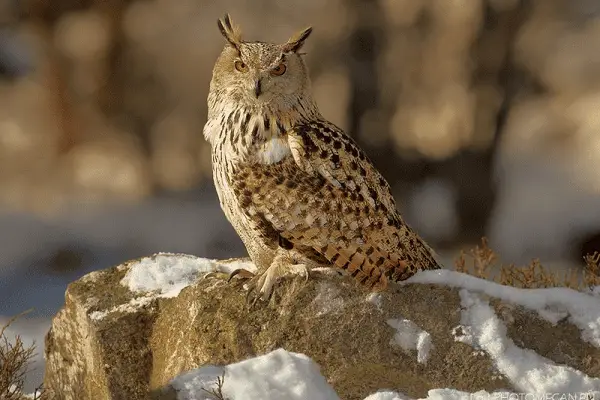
[454, 238, 600, 292]
[0, 310, 45, 400]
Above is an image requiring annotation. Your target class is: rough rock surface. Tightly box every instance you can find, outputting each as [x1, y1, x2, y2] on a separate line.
[43, 254, 600, 400]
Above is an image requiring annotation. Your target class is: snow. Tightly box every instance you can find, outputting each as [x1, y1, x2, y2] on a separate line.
[120, 254, 257, 299]
[172, 350, 487, 400]
[364, 391, 411, 400]
[89, 296, 154, 320]
[90, 254, 257, 320]
[407, 269, 600, 347]
[121, 253, 218, 298]
[171, 347, 599, 400]
[170, 348, 341, 400]
[120, 254, 256, 298]
[456, 289, 600, 395]
[361, 389, 542, 400]
[387, 318, 433, 364]
[424, 389, 491, 400]
[364, 389, 499, 400]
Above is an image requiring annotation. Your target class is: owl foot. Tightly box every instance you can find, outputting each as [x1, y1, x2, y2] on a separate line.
[246, 262, 310, 307]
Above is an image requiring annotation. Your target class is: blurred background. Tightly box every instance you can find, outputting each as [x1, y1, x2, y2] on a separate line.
[2, 0, 600, 390]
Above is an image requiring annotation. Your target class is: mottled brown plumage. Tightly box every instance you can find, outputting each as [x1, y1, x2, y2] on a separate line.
[204, 14, 442, 302]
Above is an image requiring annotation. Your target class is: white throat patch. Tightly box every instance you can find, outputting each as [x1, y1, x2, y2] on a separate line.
[256, 137, 292, 164]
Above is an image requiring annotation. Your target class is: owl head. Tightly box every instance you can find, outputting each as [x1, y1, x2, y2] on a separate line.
[209, 14, 313, 108]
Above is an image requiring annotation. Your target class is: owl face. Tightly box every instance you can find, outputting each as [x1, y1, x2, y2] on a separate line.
[213, 42, 309, 105]
[210, 15, 313, 109]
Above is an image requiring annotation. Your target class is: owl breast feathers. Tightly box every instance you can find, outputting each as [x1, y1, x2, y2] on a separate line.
[230, 119, 441, 290]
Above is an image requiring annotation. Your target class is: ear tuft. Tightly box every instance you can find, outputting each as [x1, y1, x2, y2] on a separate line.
[282, 27, 313, 53]
[217, 13, 243, 52]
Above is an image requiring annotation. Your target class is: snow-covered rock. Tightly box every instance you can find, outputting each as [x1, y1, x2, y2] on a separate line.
[43, 253, 600, 399]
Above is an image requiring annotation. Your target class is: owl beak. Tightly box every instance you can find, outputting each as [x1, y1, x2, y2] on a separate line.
[254, 79, 262, 98]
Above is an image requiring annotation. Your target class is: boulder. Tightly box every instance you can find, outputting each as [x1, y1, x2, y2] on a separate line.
[43, 253, 600, 399]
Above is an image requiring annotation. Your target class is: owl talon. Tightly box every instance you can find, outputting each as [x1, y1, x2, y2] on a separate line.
[244, 272, 277, 307]
[203, 271, 222, 280]
[245, 286, 257, 306]
[245, 285, 269, 308]
[302, 265, 311, 282]
[244, 262, 313, 308]
[228, 268, 255, 282]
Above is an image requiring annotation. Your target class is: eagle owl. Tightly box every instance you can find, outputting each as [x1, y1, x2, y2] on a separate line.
[203, 14, 442, 303]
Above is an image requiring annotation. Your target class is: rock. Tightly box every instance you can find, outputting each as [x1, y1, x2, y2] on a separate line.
[43, 254, 600, 400]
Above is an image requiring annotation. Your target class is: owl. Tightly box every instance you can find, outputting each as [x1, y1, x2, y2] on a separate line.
[203, 14, 442, 304]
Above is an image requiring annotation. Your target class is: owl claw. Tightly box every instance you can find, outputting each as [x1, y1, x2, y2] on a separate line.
[244, 263, 311, 308]
[244, 271, 277, 308]
[227, 268, 255, 282]
[202, 271, 223, 280]
[245, 281, 274, 308]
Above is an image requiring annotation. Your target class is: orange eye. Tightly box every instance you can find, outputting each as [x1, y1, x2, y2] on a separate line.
[234, 60, 248, 72]
[270, 63, 286, 76]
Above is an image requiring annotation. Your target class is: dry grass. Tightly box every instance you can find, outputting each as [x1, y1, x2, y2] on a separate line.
[583, 252, 600, 288]
[0, 310, 45, 400]
[454, 238, 600, 291]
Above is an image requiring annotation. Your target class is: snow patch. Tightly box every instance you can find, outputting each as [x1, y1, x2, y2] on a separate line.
[170, 348, 340, 400]
[363, 391, 411, 400]
[425, 389, 490, 400]
[364, 389, 500, 400]
[387, 318, 433, 364]
[120, 253, 257, 299]
[121, 253, 217, 298]
[89, 296, 154, 320]
[407, 269, 600, 347]
[456, 289, 600, 395]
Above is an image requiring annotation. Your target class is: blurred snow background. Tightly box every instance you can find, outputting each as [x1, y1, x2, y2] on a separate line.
[1, 0, 600, 391]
